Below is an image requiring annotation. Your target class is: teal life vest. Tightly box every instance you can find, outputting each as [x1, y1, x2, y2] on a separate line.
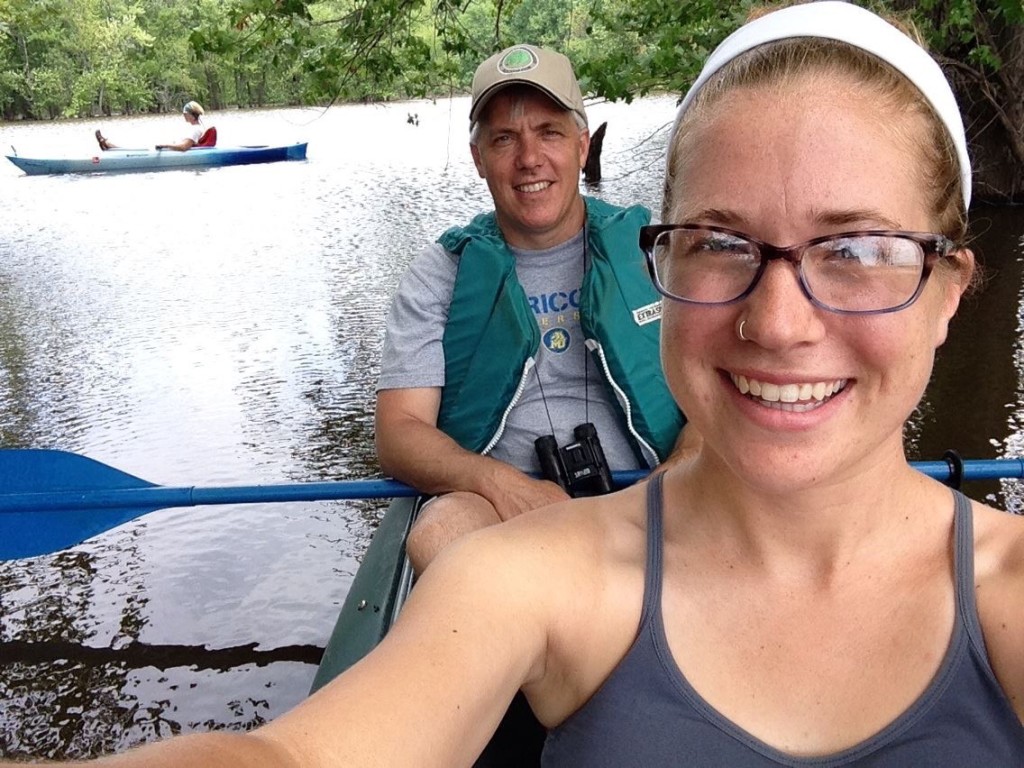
[435, 196, 684, 467]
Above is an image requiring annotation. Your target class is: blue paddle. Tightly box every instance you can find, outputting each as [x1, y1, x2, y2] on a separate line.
[0, 448, 1020, 561]
[0, 449, 647, 560]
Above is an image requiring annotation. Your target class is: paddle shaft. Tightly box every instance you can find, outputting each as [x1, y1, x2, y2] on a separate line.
[1, 460, 1021, 515]
[0, 448, 1021, 560]
[0, 471, 647, 514]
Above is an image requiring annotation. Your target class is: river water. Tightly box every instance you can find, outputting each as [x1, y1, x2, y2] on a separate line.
[0, 96, 1021, 758]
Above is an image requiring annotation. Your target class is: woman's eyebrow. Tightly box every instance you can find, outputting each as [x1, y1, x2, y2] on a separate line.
[814, 209, 904, 229]
[678, 208, 737, 226]
[677, 207, 904, 231]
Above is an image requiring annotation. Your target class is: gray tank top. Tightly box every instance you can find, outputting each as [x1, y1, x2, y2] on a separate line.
[542, 474, 1024, 766]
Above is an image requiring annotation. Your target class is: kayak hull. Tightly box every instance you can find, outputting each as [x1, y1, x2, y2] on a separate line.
[311, 497, 547, 765]
[310, 497, 418, 692]
[5, 142, 308, 176]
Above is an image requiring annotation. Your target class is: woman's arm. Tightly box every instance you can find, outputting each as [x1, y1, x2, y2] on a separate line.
[975, 503, 1024, 721]
[265, 535, 551, 766]
[0, 522, 557, 768]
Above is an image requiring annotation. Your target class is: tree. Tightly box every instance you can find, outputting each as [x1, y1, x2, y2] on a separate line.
[67, 0, 155, 117]
[896, 0, 1024, 202]
[0, 0, 83, 119]
[571, 0, 1024, 201]
[1, 0, 1020, 202]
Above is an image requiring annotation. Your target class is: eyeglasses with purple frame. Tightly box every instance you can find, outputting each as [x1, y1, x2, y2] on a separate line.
[639, 224, 955, 315]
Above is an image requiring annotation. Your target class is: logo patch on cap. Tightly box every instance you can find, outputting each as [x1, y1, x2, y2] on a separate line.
[498, 47, 539, 74]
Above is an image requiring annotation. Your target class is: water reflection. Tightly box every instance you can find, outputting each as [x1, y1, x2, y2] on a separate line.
[913, 205, 1024, 508]
[991, 207, 1024, 512]
[0, 96, 1022, 758]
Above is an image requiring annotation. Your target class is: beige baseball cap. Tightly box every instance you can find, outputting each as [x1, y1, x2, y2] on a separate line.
[470, 44, 588, 127]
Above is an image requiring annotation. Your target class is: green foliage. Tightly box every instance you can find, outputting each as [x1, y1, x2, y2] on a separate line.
[0, 0, 1020, 142]
[896, 0, 1020, 72]
[574, 0, 747, 102]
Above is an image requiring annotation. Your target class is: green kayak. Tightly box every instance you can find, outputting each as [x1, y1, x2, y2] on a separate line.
[310, 497, 546, 766]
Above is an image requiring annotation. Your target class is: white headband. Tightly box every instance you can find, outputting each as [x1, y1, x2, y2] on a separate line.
[670, 1, 971, 209]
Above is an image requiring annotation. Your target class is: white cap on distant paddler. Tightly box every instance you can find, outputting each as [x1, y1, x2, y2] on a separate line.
[470, 44, 588, 128]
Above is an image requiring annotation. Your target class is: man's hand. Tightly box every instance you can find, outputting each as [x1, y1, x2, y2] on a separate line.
[378, 386, 571, 571]
[481, 469, 571, 522]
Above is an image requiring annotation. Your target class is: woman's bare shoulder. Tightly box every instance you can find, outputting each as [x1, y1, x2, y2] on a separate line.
[489, 480, 650, 561]
[973, 499, 1024, 569]
[972, 499, 1024, 595]
[252, 484, 654, 766]
[429, 482, 652, 717]
[415, 480, 649, 604]
[972, 500, 1024, 719]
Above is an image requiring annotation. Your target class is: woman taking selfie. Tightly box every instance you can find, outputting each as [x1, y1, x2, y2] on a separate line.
[7, 2, 1023, 766]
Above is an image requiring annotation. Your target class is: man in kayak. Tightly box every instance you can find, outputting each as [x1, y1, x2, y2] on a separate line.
[95, 100, 216, 152]
[375, 44, 691, 574]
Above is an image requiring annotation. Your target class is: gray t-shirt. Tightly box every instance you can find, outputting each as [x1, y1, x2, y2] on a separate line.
[378, 231, 641, 473]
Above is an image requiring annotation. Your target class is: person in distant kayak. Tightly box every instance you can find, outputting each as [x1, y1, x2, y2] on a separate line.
[375, 44, 693, 575]
[94, 101, 217, 152]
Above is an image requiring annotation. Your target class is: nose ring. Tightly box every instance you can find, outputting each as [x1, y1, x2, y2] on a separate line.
[738, 319, 748, 342]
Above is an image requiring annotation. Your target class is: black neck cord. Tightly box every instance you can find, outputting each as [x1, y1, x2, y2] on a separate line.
[582, 227, 590, 426]
[536, 227, 590, 438]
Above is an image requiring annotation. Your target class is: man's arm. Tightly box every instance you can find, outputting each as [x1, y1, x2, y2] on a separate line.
[375, 387, 568, 520]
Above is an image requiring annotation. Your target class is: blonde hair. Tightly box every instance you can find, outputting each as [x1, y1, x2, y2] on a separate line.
[665, 38, 967, 243]
[183, 101, 205, 118]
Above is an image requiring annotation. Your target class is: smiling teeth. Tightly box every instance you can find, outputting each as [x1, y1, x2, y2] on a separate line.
[516, 181, 551, 193]
[731, 374, 846, 411]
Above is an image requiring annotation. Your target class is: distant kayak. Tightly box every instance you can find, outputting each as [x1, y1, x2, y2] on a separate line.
[6, 142, 308, 176]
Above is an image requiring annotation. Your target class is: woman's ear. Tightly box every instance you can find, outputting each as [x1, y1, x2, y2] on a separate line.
[933, 248, 974, 348]
[951, 247, 975, 301]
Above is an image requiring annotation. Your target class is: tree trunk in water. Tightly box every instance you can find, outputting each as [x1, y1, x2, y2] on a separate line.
[584, 121, 607, 184]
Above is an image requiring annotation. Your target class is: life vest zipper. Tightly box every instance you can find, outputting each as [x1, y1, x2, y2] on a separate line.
[481, 356, 536, 456]
[585, 338, 659, 468]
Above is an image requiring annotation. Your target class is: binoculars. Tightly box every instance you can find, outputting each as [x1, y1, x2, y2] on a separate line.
[534, 422, 614, 497]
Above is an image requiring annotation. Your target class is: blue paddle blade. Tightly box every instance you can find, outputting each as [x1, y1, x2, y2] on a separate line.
[0, 448, 423, 560]
[0, 449, 157, 559]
